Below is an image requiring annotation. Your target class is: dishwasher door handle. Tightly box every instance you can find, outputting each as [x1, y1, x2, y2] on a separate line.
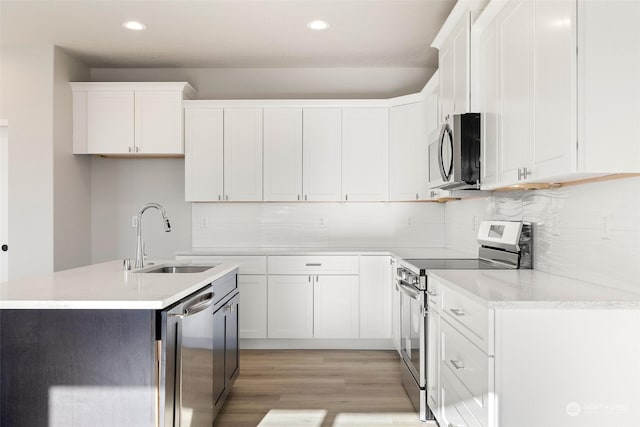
[174, 292, 215, 318]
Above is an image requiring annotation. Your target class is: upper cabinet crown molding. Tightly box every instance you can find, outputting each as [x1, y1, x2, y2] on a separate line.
[70, 82, 196, 98]
[431, 0, 489, 49]
[71, 82, 196, 156]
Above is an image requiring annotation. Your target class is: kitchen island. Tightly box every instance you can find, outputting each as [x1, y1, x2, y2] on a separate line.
[0, 260, 239, 427]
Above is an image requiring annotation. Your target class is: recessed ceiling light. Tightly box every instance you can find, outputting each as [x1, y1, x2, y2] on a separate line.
[122, 21, 146, 31]
[307, 20, 330, 31]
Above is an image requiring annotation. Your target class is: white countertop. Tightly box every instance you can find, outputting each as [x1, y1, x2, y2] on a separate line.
[428, 269, 640, 309]
[0, 260, 239, 310]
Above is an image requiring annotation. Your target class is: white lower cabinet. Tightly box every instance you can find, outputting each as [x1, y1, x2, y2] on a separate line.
[426, 307, 440, 418]
[267, 275, 314, 339]
[313, 275, 359, 339]
[430, 273, 640, 427]
[359, 256, 391, 339]
[238, 275, 267, 339]
[391, 258, 401, 353]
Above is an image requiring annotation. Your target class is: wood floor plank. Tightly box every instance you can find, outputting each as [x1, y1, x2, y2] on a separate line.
[214, 350, 435, 427]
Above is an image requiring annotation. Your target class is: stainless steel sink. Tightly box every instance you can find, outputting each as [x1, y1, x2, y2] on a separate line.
[142, 265, 217, 274]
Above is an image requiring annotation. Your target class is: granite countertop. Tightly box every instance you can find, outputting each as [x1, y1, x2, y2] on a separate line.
[428, 269, 640, 309]
[0, 260, 239, 310]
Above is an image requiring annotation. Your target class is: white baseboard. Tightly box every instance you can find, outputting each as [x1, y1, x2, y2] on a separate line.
[240, 338, 395, 350]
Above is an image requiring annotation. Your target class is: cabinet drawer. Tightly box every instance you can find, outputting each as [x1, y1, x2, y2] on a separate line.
[176, 255, 267, 275]
[268, 256, 359, 275]
[426, 275, 442, 311]
[441, 367, 483, 427]
[441, 285, 493, 353]
[441, 319, 492, 427]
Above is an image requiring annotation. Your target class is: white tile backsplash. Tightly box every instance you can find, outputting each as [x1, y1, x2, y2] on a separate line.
[193, 202, 445, 249]
[445, 176, 640, 293]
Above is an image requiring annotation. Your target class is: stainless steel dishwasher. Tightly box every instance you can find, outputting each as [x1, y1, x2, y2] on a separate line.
[161, 270, 239, 427]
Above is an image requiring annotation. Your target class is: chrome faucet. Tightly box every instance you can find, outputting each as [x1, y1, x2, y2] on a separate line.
[134, 202, 172, 268]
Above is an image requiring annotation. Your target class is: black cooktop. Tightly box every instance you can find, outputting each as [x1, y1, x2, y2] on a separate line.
[403, 258, 511, 275]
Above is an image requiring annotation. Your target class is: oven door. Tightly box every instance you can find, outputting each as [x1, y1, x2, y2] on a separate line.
[398, 280, 426, 388]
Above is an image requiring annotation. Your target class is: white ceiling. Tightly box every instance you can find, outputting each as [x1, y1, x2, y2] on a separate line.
[0, 0, 456, 69]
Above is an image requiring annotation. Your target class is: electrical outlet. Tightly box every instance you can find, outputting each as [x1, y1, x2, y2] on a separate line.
[551, 213, 560, 236]
[131, 216, 138, 228]
[601, 211, 612, 240]
[200, 217, 208, 229]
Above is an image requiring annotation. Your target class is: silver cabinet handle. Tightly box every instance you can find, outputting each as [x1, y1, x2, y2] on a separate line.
[128, 146, 133, 153]
[450, 308, 465, 316]
[135, 146, 139, 153]
[308, 275, 311, 283]
[426, 289, 437, 297]
[345, 194, 348, 201]
[305, 263, 321, 267]
[297, 194, 300, 201]
[450, 360, 465, 370]
[304, 194, 308, 201]
[224, 303, 234, 313]
[225, 194, 229, 201]
[415, 193, 419, 200]
[518, 167, 532, 180]
[218, 195, 221, 201]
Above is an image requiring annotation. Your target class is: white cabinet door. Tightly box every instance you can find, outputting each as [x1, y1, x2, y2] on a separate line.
[497, 0, 535, 184]
[314, 275, 359, 339]
[579, 0, 640, 173]
[452, 12, 471, 115]
[302, 108, 342, 201]
[479, 20, 500, 189]
[359, 256, 391, 339]
[427, 308, 441, 417]
[263, 108, 303, 201]
[533, 0, 575, 178]
[341, 108, 389, 201]
[134, 91, 183, 154]
[390, 102, 424, 201]
[267, 275, 313, 339]
[439, 44, 454, 125]
[87, 91, 134, 154]
[223, 109, 263, 201]
[184, 108, 224, 201]
[391, 259, 401, 353]
[238, 275, 267, 339]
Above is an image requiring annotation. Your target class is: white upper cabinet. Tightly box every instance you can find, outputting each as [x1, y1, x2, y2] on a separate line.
[184, 108, 224, 202]
[302, 108, 342, 201]
[71, 82, 195, 155]
[224, 109, 263, 201]
[477, 0, 640, 189]
[435, 11, 472, 126]
[390, 102, 424, 201]
[497, 0, 535, 185]
[341, 108, 389, 201]
[263, 108, 303, 201]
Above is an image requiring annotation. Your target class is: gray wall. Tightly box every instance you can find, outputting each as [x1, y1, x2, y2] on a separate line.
[0, 46, 92, 279]
[0, 46, 55, 279]
[90, 157, 191, 263]
[53, 47, 92, 271]
[90, 67, 434, 99]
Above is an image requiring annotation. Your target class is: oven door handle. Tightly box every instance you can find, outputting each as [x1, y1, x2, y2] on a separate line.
[398, 281, 421, 300]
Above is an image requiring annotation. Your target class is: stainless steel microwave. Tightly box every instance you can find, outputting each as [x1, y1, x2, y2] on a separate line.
[428, 113, 481, 190]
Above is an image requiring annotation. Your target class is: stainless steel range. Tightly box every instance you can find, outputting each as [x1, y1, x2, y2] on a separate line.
[396, 220, 533, 421]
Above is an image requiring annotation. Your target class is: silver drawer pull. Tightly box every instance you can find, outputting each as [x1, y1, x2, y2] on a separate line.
[426, 290, 437, 297]
[305, 263, 321, 267]
[450, 360, 465, 370]
[450, 308, 465, 316]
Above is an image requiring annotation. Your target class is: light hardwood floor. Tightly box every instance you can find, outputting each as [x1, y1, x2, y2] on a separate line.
[214, 350, 436, 427]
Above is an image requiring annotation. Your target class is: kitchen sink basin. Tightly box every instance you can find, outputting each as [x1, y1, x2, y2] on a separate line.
[141, 265, 218, 274]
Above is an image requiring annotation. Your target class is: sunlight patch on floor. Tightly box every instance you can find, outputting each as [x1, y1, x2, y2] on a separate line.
[257, 409, 437, 426]
[258, 409, 327, 426]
